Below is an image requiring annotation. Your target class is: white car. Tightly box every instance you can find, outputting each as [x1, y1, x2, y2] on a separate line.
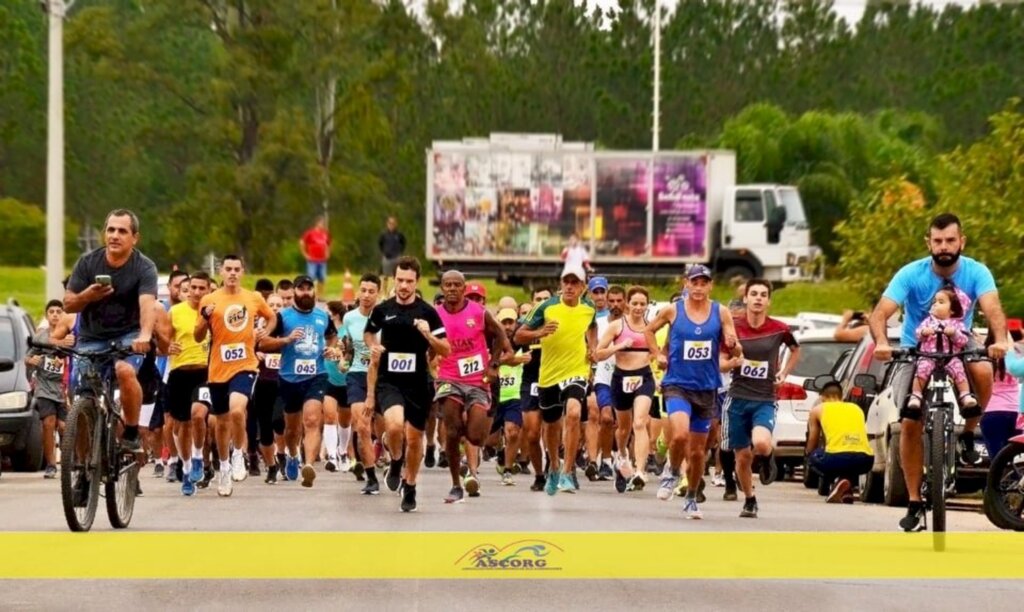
[773, 330, 858, 470]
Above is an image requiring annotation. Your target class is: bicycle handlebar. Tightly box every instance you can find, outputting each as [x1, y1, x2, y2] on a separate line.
[890, 347, 989, 362]
[27, 337, 138, 360]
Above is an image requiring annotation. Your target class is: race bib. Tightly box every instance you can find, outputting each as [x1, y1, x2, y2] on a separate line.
[221, 343, 247, 362]
[740, 359, 769, 380]
[558, 377, 587, 391]
[43, 356, 65, 375]
[294, 359, 317, 376]
[458, 354, 484, 378]
[264, 354, 281, 370]
[196, 386, 211, 404]
[530, 383, 539, 397]
[500, 376, 517, 389]
[622, 375, 643, 393]
[683, 340, 712, 361]
[388, 352, 416, 373]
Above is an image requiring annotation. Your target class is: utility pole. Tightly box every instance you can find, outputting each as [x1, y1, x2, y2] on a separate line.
[44, 0, 75, 300]
[652, 0, 662, 152]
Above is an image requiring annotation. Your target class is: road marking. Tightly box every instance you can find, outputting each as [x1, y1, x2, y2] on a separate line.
[2, 532, 1023, 579]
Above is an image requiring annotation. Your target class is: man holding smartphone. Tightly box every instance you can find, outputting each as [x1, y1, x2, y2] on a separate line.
[63, 209, 159, 452]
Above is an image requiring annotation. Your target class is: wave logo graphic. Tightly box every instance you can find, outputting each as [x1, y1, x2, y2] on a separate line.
[454, 539, 564, 571]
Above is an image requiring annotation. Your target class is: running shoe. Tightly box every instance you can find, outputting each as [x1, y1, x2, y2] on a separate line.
[495, 461, 505, 476]
[545, 471, 559, 496]
[153, 461, 165, 479]
[657, 474, 679, 501]
[530, 475, 546, 492]
[325, 458, 338, 473]
[629, 473, 646, 492]
[286, 456, 301, 482]
[683, 497, 703, 520]
[695, 478, 707, 504]
[571, 471, 580, 490]
[723, 483, 738, 501]
[276, 453, 288, 479]
[231, 451, 247, 482]
[301, 464, 316, 488]
[189, 458, 204, 484]
[437, 450, 449, 468]
[338, 454, 352, 473]
[361, 480, 380, 495]
[598, 462, 613, 481]
[400, 482, 417, 512]
[120, 435, 142, 454]
[165, 461, 178, 483]
[827, 478, 852, 504]
[558, 472, 576, 494]
[511, 462, 522, 475]
[248, 452, 260, 477]
[72, 476, 90, 506]
[519, 461, 531, 476]
[198, 466, 214, 489]
[445, 486, 465, 504]
[711, 473, 725, 487]
[217, 468, 233, 497]
[424, 445, 436, 468]
[464, 475, 480, 497]
[614, 466, 628, 494]
[181, 475, 195, 496]
[740, 497, 758, 518]
[574, 449, 587, 470]
[585, 461, 599, 482]
[501, 470, 515, 486]
[352, 461, 366, 481]
[899, 502, 927, 532]
[265, 464, 279, 485]
[44, 465, 57, 479]
[385, 459, 403, 492]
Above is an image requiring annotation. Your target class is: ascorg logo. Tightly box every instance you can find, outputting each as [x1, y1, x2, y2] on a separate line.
[454, 539, 563, 571]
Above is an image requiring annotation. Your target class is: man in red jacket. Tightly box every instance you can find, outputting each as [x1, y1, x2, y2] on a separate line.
[300, 215, 331, 296]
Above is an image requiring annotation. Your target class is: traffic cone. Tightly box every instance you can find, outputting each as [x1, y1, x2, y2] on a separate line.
[342, 269, 355, 306]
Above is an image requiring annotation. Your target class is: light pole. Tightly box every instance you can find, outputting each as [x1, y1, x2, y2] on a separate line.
[652, 0, 662, 152]
[44, 0, 75, 301]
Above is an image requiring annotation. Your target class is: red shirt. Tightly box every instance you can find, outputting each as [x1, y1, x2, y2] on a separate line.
[302, 227, 330, 262]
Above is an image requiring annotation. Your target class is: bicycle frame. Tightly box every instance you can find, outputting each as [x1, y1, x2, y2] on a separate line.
[74, 358, 126, 486]
[921, 368, 956, 504]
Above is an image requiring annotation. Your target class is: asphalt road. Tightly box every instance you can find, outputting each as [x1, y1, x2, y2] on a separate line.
[1, 462, 1019, 610]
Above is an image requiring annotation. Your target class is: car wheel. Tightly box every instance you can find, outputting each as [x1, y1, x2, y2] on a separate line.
[13, 416, 43, 472]
[883, 429, 908, 507]
[802, 454, 819, 489]
[860, 470, 884, 504]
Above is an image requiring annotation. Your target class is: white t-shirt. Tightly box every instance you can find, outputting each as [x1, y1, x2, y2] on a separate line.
[562, 245, 589, 273]
[594, 314, 614, 386]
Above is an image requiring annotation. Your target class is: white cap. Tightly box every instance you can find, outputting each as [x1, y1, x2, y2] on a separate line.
[561, 264, 587, 281]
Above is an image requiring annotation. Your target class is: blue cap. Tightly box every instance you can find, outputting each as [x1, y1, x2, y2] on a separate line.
[587, 276, 609, 292]
[686, 264, 712, 280]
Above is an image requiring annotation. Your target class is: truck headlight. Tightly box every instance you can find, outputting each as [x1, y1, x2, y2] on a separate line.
[0, 391, 29, 411]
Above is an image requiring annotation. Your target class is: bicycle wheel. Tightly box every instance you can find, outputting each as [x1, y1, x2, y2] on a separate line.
[928, 410, 947, 533]
[983, 441, 1024, 531]
[105, 442, 139, 529]
[60, 398, 101, 532]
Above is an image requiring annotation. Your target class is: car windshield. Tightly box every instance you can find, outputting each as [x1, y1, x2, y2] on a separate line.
[791, 341, 856, 378]
[0, 318, 14, 358]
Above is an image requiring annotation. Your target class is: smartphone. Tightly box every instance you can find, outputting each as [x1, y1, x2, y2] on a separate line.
[851, 311, 865, 320]
[95, 275, 112, 287]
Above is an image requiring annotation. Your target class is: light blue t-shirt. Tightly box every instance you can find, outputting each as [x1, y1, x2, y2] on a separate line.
[341, 308, 372, 374]
[277, 307, 334, 383]
[883, 256, 997, 348]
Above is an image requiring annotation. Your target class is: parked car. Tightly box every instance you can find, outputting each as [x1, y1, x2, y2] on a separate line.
[774, 330, 857, 476]
[0, 300, 40, 473]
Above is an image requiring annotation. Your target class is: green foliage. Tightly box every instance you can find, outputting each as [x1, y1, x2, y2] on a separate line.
[0, 199, 79, 267]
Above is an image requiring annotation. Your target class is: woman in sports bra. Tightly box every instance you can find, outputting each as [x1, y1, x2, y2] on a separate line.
[596, 286, 655, 491]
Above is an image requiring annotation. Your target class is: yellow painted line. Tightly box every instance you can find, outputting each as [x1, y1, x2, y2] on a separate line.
[2, 532, 1023, 579]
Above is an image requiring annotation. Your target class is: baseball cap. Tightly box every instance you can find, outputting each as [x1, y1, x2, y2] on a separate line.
[292, 275, 315, 288]
[466, 282, 486, 299]
[497, 308, 518, 322]
[812, 375, 842, 394]
[686, 264, 713, 281]
[561, 264, 587, 281]
[588, 276, 609, 292]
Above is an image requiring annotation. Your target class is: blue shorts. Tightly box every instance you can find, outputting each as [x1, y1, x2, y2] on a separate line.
[593, 383, 614, 410]
[346, 372, 369, 404]
[306, 261, 327, 282]
[208, 371, 258, 416]
[73, 331, 145, 393]
[491, 399, 523, 431]
[722, 396, 777, 450]
[662, 386, 715, 433]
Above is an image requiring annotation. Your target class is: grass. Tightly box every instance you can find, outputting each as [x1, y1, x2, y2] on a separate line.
[3, 265, 865, 321]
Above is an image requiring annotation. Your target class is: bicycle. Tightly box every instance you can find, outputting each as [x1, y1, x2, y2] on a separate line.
[28, 337, 142, 532]
[891, 346, 987, 545]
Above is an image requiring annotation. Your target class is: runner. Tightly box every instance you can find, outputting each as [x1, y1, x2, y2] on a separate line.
[720, 279, 800, 518]
[365, 256, 450, 512]
[596, 286, 656, 492]
[26, 300, 73, 478]
[495, 307, 530, 485]
[518, 287, 552, 491]
[515, 264, 597, 496]
[324, 301, 353, 474]
[434, 271, 510, 503]
[253, 293, 285, 484]
[260, 276, 337, 488]
[645, 265, 740, 519]
[194, 255, 276, 497]
[276, 279, 295, 308]
[162, 272, 212, 495]
[584, 277, 615, 483]
[342, 273, 381, 494]
[157, 269, 190, 480]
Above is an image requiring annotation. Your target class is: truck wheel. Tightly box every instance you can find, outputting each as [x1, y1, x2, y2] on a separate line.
[13, 416, 43, 472]
[720, 266, 754, 284]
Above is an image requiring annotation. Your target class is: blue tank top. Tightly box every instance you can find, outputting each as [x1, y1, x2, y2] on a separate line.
[662, 300, 722, 391]
[278, 307, 331, 383]
[324, 358, 346, 387]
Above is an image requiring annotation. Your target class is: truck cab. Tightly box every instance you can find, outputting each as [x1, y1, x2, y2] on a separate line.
[717, 184, 818, 283]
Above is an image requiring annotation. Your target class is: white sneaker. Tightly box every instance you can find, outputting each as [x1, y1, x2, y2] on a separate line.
[711, 473, 725, 487]
[339, 454, 352, 473]
[218, 469, 233, 497]
[231, 451, 247, 482]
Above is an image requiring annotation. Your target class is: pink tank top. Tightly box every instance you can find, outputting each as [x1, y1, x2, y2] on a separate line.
[436, 300, 490, 386]
[615, 317, 649, 352]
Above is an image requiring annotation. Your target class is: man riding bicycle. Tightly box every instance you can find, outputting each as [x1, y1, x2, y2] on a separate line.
[870, 213, 1010, 531]
[61, 209, 159, 453]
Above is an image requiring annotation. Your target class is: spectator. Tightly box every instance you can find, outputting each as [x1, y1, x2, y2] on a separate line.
[833, 309, 870, 343]
[806, 375, 874, 504]
[378, 216, 406, 295]
[299, 215, 331, 297]
[560, 233, 592, 277]
[981, 321, 1024, 458]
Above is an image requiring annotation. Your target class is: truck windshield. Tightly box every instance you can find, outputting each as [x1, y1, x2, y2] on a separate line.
[778, 188, 807, 225]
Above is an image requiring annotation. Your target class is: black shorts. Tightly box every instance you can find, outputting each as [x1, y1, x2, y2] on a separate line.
[166, 368, 209, 422]
[520, 377, 540, 412]
[538, 377, 588, 424]
[326, 383, 348, 406]
[611, 366, 656, 411]
[346, 372, 369, 404]
[376, 381, 433, 431]
[35, 397, 67, 421]
[662, 385, 716, 422]
[278, 375, 329, 414]
[208, 371, 257, 416]
[141, 392, 164, 430]
[649, 395, 663, 419]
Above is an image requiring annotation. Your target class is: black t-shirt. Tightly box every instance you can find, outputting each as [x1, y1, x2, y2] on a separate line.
[364, 297, 445, 385]
[378, 230, 406, 259]
[67, 248, 159, 342]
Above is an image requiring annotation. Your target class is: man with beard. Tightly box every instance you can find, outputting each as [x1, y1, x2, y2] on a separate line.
[871, 213, 1010, 531]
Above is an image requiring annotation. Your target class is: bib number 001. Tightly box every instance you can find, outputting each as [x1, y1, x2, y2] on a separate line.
[388, 353, 416, 373]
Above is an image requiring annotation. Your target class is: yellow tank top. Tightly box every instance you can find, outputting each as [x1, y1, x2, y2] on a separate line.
[821, 401, 873, 455]
[169, 302, 209, 370]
